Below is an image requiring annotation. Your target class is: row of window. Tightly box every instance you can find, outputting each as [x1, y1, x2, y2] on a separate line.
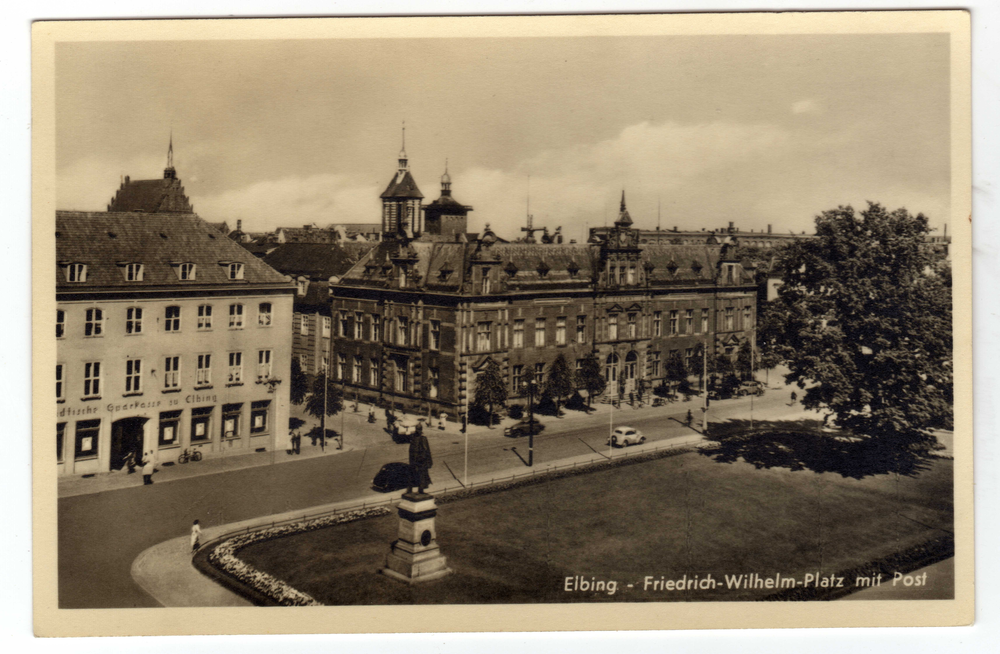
[57, 401, 270, 462]
[329, 313, 438, 349]
[56, 350, 272, 400]
[57, 303, 273, 338]
[61, 262, 245, 284]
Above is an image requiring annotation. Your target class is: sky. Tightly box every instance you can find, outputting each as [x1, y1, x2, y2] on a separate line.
[55, 33, 951, 243]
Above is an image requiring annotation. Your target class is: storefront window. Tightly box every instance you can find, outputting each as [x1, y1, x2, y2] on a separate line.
[158, 410, 182, 447]
[222, 403, 242, 439]
[190, 407, 212, 442]
[250, 400, 270, 434]
[75, 419, 100, 459]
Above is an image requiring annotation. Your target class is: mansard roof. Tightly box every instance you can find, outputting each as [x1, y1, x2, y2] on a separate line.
[107, 177, 194, 213]
[56, 211, 290, 291]
[263, 242, 375, 280]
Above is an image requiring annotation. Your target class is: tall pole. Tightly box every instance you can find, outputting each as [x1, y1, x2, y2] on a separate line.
[750, 316, 756, 433]
[464, 365, 469, 486]
[322, 370, 327, 452]
[702, 342, 709, 434]
[340, 380, 345, 450]
[527, 379, 535, 467]
[609, 385, 614, 457]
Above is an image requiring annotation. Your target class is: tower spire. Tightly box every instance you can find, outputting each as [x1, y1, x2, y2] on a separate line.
[620, 189, 626, 211]
[441, 158, 451, 195]
[164, 130, 177, 179]
[398, 121, 408, 171]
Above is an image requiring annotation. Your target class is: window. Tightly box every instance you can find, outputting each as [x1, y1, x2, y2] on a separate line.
[83, 362, 101, 398]
[428, 368, 439, 398]
[627, 313, 637, 339]
[126, 307, 143, 334]
[257, 350, 272, 381]
[627, 264, 636, 285]
[352, 355, 362, 383]
[75, 419, 100, 459]
[512, 365, 523, 392]
[534, 362, 545, 382]
[608, 266, 616, 285]
[56, 364, 65, 401]
[397, 317, 409, 346]
[84, 308, 103, 337]
[56, 310, 65, 338]
[608, 314, 618, 340]
[222, 403, 241, 439]
[395, 362, 408, 392]
[369, 358, 379, 386]
[322, 315, 331, 338]
[125, 263, 144, 282]
[398, 267, 407, 288]
[229, 304, 244, 329]
[57, 422, 66, 462]
[653, 311, 662, 337]
[576, 316, 586, 343]
[355, 312, 363, 339]
[556, 317, 566, 345]
[196, 354, 212, 386]
[430, 320, 441, 350]
[228, 352, 243, 384]
[651, 352, 661, 377]
[701, 309, 709, 334]
[228, 263, 244, 280]
[158, 410, 181, 447]
[67, 263, 87, 283]
[535, 318, 546, 347]
[743, 306, 752, 330]
[320, 353, 329, 375]
[686, 309, 694, 334]
[725, 307, 734, 331]
[251, 400, 270, 434]
[258, 303, 272, 327]
[125, 359, 142, 394]
[726, 264, 735, 285]
[165, 305, 181, 332]
[513, 320, 525, 348]
[618, 266, 626, 285]
[477, 322, 492, 352]
[481, 268, 492, 294]
[179, 263, 196, 280]
[685, 348, 693, 371]
[372, 317, 381, 342]
[339, 314, 348, 338]
[298, 354, 308, 370]
[669, 310, 679, 335]
[164, 356, 180, 390]
[198, 305, 213, 330]
[337, 353, 346, 380]
[190, 407, 212, 442]
[299, 314, 309, 336]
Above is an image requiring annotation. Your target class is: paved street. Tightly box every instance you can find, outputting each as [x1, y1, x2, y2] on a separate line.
[57, 379, 832, 608]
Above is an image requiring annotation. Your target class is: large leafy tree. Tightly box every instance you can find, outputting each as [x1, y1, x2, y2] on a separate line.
[771, 202, 952, 455]
[545, 354, 575, 414]
[289, 357, 309, 405]
[575, 352, 606, 407]
[304, 372, 344, 432]
[735, 341, 755, 381]
[665, 350, 688, 386]
[472, 359, 508, 427]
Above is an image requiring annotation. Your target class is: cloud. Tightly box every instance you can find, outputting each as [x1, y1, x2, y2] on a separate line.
[57, 153, 166, 211]
[791, 99, 821, 115]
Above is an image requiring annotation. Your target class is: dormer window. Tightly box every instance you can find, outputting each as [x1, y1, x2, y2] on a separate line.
[566, 260, 579, 278]
[536, 260, 550, 278]
[179, 263, 196, 281]
[481, 268, 492, 294]
[228, 263, 244, 280]
[398, 266, 407, 289]
[66, 263, 87, 283]
[125, 263, 144, 282]
[296, 278, 307, 296]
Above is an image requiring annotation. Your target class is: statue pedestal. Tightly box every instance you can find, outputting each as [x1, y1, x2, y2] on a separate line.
[380, 493, 452, 584]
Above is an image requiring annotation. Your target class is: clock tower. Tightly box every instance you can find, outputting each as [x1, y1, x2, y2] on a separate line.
[600, 191, 643, 288]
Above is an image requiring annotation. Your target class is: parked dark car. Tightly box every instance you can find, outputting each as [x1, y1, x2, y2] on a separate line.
[372, 462, 412, 493]
[504, 421, 546, 438]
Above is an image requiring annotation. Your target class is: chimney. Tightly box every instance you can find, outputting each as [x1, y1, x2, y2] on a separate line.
[767, 224, 772, 234]
[728, 221, 735, 232]
[237, 219, 242, 232]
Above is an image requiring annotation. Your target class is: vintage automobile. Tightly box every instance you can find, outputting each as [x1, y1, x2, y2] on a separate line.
[372, 462, 412, 493]
[736, 381, 766, 397]
[504, 421, 546, 438]
[606, 426, 646, 448]
[393, 415, 422, 440]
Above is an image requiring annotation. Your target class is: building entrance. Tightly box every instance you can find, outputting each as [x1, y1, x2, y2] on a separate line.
[110, 417, 147, 471]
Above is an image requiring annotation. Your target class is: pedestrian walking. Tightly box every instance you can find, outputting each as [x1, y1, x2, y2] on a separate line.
[686, 409, 693, 426]
[190, 520, 202, 552]
[141, 453, 155, 485]
[790, 390, 797, 405]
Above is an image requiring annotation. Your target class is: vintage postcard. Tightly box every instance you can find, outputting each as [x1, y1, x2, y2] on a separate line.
[32, 11, 972, 636]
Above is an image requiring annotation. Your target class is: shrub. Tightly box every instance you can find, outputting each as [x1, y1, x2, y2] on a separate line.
[507, 404, 525, 420]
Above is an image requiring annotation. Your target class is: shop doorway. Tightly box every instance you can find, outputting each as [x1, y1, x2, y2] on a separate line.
[110, 417, 147, 471]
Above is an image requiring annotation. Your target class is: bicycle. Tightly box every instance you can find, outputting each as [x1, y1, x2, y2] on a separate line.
[178, 448, 203, 464]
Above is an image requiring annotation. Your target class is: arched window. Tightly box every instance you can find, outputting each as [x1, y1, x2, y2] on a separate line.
[625, 351, 638, 380]
[605, 353, 619, 382]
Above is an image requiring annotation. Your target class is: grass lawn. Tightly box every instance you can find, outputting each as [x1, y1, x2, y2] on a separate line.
[237, 451, 953, 604]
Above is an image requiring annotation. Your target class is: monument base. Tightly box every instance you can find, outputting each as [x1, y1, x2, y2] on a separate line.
[379, 493, 453, 584]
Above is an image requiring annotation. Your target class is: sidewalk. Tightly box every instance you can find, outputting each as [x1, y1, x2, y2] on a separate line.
[132, 431, 707, 607]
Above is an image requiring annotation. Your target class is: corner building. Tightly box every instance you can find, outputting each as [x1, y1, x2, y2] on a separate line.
[56, 199, 295, 476]
[329, 151, 758, 421]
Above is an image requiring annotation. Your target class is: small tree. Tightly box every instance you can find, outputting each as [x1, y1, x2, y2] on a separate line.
[289, 357, 309, 405]
[575, 352, 606, 408]
[665, 350, 687, 392]
[545, 354, 574, 415]
[736, 341, 755, 381]
[304, 372, 344, 443]
[472, 359, 508, 428]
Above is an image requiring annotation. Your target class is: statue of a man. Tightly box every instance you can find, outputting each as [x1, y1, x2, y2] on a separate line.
[407, 423, 433, 494]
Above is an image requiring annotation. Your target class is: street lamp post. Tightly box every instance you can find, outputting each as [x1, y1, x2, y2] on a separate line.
[525, 375, 538, 467]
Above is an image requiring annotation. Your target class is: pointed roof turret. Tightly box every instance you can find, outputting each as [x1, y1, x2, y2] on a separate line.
[615, 189, 633, 226]
[441, 159, 451, 195]
[381, 123, 424, 200]
[164, 132, 177, 180]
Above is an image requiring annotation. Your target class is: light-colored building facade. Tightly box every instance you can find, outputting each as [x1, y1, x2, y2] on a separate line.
[56, 209, 295, 476]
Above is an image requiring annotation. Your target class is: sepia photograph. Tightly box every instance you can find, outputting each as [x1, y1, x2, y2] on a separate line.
[31, 10, 973, 637]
